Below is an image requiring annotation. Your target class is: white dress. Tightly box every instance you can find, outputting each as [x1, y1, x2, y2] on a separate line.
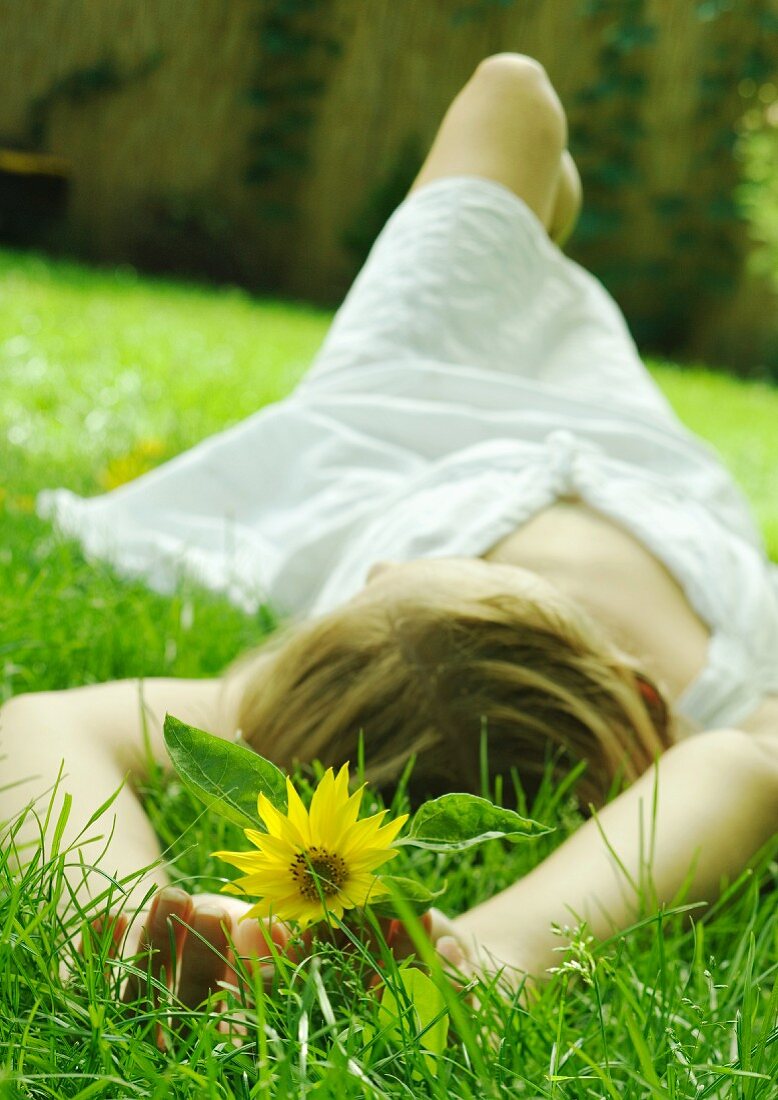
[36, 176, 778, 732]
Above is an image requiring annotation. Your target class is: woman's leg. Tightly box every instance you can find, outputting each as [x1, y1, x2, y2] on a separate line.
[409, 53, 582, 248]
[548, 150, 583, 248]
[299, 52, 592, 395]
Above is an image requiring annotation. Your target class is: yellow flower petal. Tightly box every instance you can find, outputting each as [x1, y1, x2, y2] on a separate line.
[220, 883, 246, 897]
[258, 794, 305, 847]
[348, 847, 401, 874]
[242, 830, 296, 864]
[308, 768, 336, 845]
[329, 789, 367, 849]
[284, 777, 312, 845]
[343, 812, 408, 859]
[211, 848, 267, 874]
[343, 873, 389, 905]
[212, 766, 406, 928]
[371, 812, 409, 846]
[332, 762, 351, 802]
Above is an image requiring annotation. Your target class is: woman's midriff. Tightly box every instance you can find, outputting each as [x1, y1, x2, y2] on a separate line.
[480, 498, 713, 727]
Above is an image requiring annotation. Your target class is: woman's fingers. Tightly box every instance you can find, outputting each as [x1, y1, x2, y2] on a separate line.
[175, 905, 231, 1009]
[90, 912, 129, 953]
[436, 935, 467, 969]
[435, 934, 473, 993]
[382, 911, 434, 957]
[213, 915, 293, 1045]
[230, 914, 291, 966]
[170, 904, 237, 1043]
[78, 911, 129, 960]
[72, 911, 129, 986]
[224, 916, 299, 1002]
[379, 908, 467, 964]
[121, 886, 193, 1007]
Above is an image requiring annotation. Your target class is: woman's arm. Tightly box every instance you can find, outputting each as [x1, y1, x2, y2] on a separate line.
[0, 679, 466, 1012]
[0, 678, 232, 915]
[454, 728, 778, 981]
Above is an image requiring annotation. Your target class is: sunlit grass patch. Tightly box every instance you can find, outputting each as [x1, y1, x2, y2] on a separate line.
[648, 357, 778, 559]
[1, 248, 777, 1095]
[2, 769, 777, 1097]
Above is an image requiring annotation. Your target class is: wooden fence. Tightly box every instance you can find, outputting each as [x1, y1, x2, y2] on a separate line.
[1, 0, 776, 373]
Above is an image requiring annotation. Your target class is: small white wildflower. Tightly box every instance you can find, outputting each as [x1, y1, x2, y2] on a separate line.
[546, 921, 597, 985]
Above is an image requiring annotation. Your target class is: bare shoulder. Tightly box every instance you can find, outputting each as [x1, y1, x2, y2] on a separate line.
[3, 676, 233, 776]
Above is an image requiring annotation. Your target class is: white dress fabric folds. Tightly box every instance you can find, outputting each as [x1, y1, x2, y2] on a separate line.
[36, 176, 778, 732]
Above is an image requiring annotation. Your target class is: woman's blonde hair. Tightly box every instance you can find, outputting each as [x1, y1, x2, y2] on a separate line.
[219, 586, 686, 809]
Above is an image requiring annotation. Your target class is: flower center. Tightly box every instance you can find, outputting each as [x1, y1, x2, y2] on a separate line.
[290, 845, 348, 900]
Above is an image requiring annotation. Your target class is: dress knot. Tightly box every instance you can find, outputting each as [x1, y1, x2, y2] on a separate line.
[545, 429, 602, 494]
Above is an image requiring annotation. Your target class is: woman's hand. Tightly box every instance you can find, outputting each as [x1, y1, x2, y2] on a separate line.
[82, 888, 472, 1044]
[80, 887, 288, 1048]
[118, 888, 287, 1012]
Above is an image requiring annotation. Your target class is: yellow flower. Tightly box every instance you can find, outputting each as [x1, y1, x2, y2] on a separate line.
[97, 438, 166, 491]
[213, 764, 408, 927]
[9, 493, 35, 513]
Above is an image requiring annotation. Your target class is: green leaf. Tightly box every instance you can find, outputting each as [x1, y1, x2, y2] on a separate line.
[163, 715, 287, 830]
[401, 793, 552, 852]
[370, 876, 447, 917]
[378, 968, 449, 1076]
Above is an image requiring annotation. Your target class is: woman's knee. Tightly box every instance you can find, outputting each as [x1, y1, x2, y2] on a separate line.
[471, 53, 567, 150]
[409, 52, 567, 226]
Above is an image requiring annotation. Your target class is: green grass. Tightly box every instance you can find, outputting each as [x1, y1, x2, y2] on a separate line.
[1, 248, 777, 1098]
[647, 362, 778, 559]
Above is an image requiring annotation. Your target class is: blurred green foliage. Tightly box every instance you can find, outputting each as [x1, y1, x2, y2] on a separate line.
[244, 0, 778, 364]
[6, 0, 778, 376]
[26, 53, 163, 150]
[245, 0, 341, 222]
[340, 134, 426, 268]
[736, 100, 778, 290]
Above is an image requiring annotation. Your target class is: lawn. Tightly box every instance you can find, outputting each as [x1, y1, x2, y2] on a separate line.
[1, 248, 776, 1098]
